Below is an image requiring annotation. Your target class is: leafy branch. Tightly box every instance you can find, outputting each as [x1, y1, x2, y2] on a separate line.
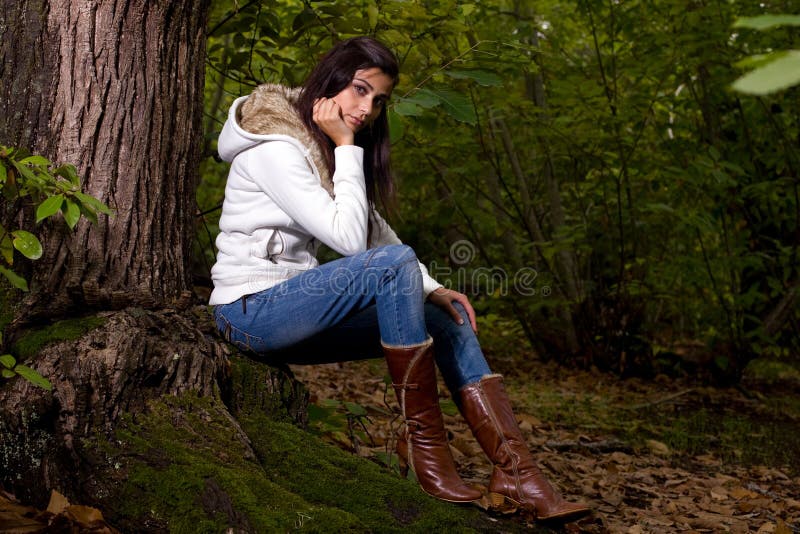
[0, 145, 114, 292]
[1, 146, 113, 390]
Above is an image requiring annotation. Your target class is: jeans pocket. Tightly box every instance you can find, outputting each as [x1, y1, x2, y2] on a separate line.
[215, 307, 269, 354]
[230, 328, 269, 354]
[213, 307, 232, 342]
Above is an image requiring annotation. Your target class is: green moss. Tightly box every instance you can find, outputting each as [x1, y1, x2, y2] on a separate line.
[12, 315, 107, 360]
[0, 281, 17, 337]
[101, 392, 363, 533]
[228, 353, 308, 424]
[91, 376, 510, 533]
[242, 414, 488, 533]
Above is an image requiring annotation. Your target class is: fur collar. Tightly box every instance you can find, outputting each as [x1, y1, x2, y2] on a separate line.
[237, 84, 334, 197]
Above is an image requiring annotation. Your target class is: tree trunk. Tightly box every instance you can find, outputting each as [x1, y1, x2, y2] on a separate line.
[0, 0, 301, 521]
[0, 0, 207, 320]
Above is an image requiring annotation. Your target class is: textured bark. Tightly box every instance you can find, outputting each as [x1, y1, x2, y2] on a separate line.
[0, 307, 309, 509]
[0, 0, 305, 517]
[1, 0, 208, 319]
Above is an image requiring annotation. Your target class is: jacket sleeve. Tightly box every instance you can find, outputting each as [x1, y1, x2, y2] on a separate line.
[369, 210, 444, 297]
[243, 141, 369, 256]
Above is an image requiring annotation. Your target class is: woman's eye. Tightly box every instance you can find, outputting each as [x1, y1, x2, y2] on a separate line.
[354, 84, 367, 95]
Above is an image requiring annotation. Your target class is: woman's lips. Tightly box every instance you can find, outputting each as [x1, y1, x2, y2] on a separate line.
[347, 115, 363, 128]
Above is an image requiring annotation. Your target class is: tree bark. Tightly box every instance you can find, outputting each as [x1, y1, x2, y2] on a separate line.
[0, 307, 309, 516]
[0, 0, 309, 522]
[1, 0, 208, 320]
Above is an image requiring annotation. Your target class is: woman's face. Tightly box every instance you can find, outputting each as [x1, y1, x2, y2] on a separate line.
[332, 67, 394, 133]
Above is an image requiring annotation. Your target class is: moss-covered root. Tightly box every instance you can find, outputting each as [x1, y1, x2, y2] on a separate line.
[96, 393, 362, 533]
[244, 416, 488, 533]
[97, 392, 538, 533]
[10, 315, 108, 360]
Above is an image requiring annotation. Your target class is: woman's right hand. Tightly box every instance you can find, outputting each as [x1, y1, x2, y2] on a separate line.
[313, 98, 354, 147]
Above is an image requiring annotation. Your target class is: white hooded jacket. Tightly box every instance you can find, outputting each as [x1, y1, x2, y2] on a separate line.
[209, 85, 442, 305]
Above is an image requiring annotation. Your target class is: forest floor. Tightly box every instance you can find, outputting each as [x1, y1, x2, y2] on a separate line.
[289, 342, 800, 533]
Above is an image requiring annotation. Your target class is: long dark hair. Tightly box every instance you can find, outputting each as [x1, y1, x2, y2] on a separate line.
[296, 37, 399, 220]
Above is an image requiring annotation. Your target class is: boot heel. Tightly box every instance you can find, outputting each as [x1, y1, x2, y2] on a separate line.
[489, 492, 518, 514]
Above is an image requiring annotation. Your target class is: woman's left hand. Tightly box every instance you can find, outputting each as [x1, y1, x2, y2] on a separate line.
[427, 287, 478, 333]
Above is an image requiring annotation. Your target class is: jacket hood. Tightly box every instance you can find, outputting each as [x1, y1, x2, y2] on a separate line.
[217, 84, 333, 196]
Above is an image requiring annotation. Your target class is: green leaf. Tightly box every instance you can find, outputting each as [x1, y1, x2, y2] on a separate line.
[63, 199, 81, 229]
[12, 230, 43, 260]
[0, 222, 12, 264]
[445, 69, 503, 87]
[439, 398, 459, 416]
[734, 51, 787, 70]
[733, 14, 800, 30]
[20, 155, 51, 166]
[11, 160, 37, 181]
[36, 194, 65, 223]
[0, 354, 16, 369]
[388, 110, 404, 144]
[78, 204, 98, 225]
[13, 364, 52, 390]
[392, 101, 424, 116]
[402, 88, 441, 108]
[0, 265, 28, 291]
[0, 161, 6, 183]
[2, 369, 15, 379]
[343, 401, 367, 417]
[429, 88, 477, 124]
[367, 3, 378, 28]
[74, 191, 114, 216]
[732, 50, 800, 95]
[54, 164, 80, 187]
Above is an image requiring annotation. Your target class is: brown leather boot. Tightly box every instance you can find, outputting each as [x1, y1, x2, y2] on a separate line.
[459, 374, 590, 522]
[383, 338, 483, 503]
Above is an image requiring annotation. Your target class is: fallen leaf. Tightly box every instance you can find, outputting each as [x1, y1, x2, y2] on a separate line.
[665, 477, 689, 487]
[710, 486, 728, 500]
[47, 490, 70, 515]
[66, 504, 105, 525]
[730, 486, 758, 499]
[600, 490, 624, 507]
[517, 413, 542, 428]
[645, 439, 671, 456]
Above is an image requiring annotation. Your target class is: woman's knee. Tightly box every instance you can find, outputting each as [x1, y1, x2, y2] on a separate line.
[371, 244, 418, 266]
[425, 302, 471, 339]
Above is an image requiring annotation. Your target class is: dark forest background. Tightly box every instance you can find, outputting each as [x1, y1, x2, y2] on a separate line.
[195, 0, 799, 384]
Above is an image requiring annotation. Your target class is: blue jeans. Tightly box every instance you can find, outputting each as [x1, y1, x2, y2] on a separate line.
[213, 244, 492, 393]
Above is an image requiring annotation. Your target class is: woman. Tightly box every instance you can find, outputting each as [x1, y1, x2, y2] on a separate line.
[210, 36, 589, 522]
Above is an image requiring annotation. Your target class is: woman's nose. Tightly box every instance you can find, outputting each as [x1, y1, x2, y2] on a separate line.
[360, 100, 372, 118]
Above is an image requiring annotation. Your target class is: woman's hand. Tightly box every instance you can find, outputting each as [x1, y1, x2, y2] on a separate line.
[313, 98, 354, 147]
[427, 287, 478, 333]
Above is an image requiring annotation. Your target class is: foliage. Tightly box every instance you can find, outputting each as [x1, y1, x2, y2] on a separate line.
[198, 0, 800, 382]
[732, 15, 800, 95]
[0, 146, 113, 292]
[0, 349, 51, 391]
[0, 146, 112, 389]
